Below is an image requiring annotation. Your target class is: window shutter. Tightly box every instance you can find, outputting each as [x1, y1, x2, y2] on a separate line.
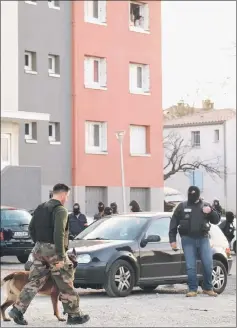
[99, 1, 106, 23]
[129, 64, 137, 92]
[143, 4, 150, 31]
[101, 123, 107, 152]
[143, 65, 150, 93]
[99, 58, 107, 87]
[84, 57, 93, 86]
[130, 126, 146, 154]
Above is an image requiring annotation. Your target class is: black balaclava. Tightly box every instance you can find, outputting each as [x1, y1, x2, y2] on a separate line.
[187, 186, 200, 204]
[98, 202, 105, 213]
[110, 202, 118, 214]
[73, 203, 80, 215]
[129, 200, 141, 212]
[226, 211, 234, 223]
[104, 207, 113, 216]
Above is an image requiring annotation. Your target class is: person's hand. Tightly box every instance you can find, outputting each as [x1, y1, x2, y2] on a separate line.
[171, 242, 177, 250]
[54, 261, 65, 269]
[203, 206, 212, 214]
[84, 223, 88, 227]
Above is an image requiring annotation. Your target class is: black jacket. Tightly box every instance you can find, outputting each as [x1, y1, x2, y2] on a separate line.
[219, 220, 235, 241]
[169, 200, 220, 243]
[68, 212, 87, 236]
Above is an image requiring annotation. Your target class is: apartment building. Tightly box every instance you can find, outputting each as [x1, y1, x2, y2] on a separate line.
[1, 0, 164, 214]
[72, 1, 164, 215]
[1, 0, 72, 209]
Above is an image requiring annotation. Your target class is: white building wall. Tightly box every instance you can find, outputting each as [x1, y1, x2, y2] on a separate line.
[164, 124, 226, 206]
[1, 1, 19, 112]
[225, 117, 236, 213]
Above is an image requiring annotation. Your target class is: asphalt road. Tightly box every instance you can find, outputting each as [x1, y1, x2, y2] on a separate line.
[1, 255, 236, 327]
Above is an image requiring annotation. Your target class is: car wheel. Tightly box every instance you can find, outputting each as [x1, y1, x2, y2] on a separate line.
[233, 241, 236, 254]
[104, 259, 135, 297]
[140, 285, 158, 292]
[17, 255, 29, 264]
[211, 260, 227, 294]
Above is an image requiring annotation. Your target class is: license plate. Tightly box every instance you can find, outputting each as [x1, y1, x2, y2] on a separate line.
[14, 231, 28, 237]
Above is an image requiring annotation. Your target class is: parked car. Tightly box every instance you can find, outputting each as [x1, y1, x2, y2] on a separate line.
[1, 206, 34, 263]
[25, 212, 232, 297]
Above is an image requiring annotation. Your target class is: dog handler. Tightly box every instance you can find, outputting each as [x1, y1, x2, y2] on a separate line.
[9, 183, 90, 325]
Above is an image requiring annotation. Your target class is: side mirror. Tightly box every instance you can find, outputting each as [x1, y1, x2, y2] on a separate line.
[146, 235, 161, 243]
[140, 234, 161, 247]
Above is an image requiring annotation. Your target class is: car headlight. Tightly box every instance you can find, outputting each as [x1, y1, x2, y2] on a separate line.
[28, 253, 34, 262]
[76, 254, 91, 264]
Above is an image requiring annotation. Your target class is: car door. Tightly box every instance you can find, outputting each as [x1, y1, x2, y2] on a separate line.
[139, 217, 182, 281]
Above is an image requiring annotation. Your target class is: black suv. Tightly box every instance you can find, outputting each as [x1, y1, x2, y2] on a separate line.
[1, 206, 34, 263]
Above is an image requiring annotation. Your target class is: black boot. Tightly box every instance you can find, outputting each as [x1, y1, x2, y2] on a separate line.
[67, 313, 90, 325]
[9, 307, 28, 325]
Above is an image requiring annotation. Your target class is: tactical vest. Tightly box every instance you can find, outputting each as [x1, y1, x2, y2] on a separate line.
[30, 202, 69, 244]
[178, 201, 211, 235]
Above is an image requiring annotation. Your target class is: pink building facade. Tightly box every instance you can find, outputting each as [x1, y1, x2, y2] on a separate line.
[72, 1, 164, 215]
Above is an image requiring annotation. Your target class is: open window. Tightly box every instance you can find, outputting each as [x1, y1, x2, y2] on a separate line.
[130, 1, 149, 32]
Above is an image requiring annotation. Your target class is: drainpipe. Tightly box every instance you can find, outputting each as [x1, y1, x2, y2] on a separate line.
[223, 121, 227, 210]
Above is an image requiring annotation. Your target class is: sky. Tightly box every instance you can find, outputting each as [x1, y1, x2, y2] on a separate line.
[161, 0, 236, 109]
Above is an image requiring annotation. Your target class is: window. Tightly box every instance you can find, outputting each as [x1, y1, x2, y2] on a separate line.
[48, 122, 60, 143]
[25, 1, 37, 5]
[145, 218, 171, 243]
[214, 129, 219, 143]
[129, 63, 150, 94]
[48, 0, 60, 9]
[84, 1, 106, 25]
[24, 51, 37, 73]
[84, 56, 107, 89]
[189, 170, 204, 192]
[130, 1, 149, 32]
[85, 121, 107, 154]
[48, 54, 60, 76]
[130, 125, 148, 155]
[24, 122, 37, 142]
[191, 131, 200, 147]
[1, 134, 11, 168]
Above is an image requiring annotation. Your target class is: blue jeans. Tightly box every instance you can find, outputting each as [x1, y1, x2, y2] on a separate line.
[181, 236, 213, 292]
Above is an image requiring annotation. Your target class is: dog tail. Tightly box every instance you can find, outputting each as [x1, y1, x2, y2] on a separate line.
[1, 273, 16, 287]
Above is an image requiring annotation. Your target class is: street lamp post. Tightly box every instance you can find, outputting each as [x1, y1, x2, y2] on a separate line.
[115, 131, 126, 213]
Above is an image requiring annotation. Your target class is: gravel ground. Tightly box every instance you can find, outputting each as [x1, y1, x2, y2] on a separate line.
[1, 256, 236, 327]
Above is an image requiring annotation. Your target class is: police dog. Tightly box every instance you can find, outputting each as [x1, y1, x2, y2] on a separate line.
[0, 249, 78, 322]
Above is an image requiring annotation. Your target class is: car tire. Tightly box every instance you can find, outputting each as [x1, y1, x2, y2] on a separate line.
[17, 255, 29, 264]
[211, 260, 227, 294]
[139, 285, 158, 292]
[233, 241, 236, 254]
[104, 259, 135, 297]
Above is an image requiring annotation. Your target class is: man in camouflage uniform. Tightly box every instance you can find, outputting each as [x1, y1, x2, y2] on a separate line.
[9, 183, 90, 325]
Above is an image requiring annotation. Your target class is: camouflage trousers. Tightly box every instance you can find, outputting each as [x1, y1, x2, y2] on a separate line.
[14, 242, 80, 315]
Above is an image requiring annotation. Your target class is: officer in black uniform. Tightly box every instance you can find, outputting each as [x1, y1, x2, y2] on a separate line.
[169, 186, 220, 297]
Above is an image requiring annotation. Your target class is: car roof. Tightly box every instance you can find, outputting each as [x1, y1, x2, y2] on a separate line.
[117, 212, 172, 218]
[0, 206, 27, 211]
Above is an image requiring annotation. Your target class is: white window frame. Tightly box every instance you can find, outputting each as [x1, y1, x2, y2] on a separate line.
[84, 1, 107, 25]
[130, 125, 147, 156]
[129, 1, 150, 34]
[48, 0, 60, 9]
[129, 63, 150, 95]
[24, 51, 33, 72]
[25, 1, 37, 5]
[85, 121, 108, 154]
[48, 55, 56, 75]
[25, 123, 33, 140]
[191, 131, 201, 147]
[48, 122, 56, 142]
[1, 133, 11, 169]
[84, 56, 107, 90]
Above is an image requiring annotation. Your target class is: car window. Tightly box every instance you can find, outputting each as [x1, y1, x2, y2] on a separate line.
[145, 217, 170, 242]
[78, 216, 148, 241]
[1, 209, 32, 224]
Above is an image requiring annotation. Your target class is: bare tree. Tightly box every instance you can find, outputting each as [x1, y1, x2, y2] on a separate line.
[163, 131, 224, 181]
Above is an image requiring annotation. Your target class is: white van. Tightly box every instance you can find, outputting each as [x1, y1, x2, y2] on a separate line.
[164, 187, 185, 204]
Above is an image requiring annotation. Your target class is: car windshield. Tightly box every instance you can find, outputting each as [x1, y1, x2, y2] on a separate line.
[77, 216, 148, 241]
[1, 209, 32, 224]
